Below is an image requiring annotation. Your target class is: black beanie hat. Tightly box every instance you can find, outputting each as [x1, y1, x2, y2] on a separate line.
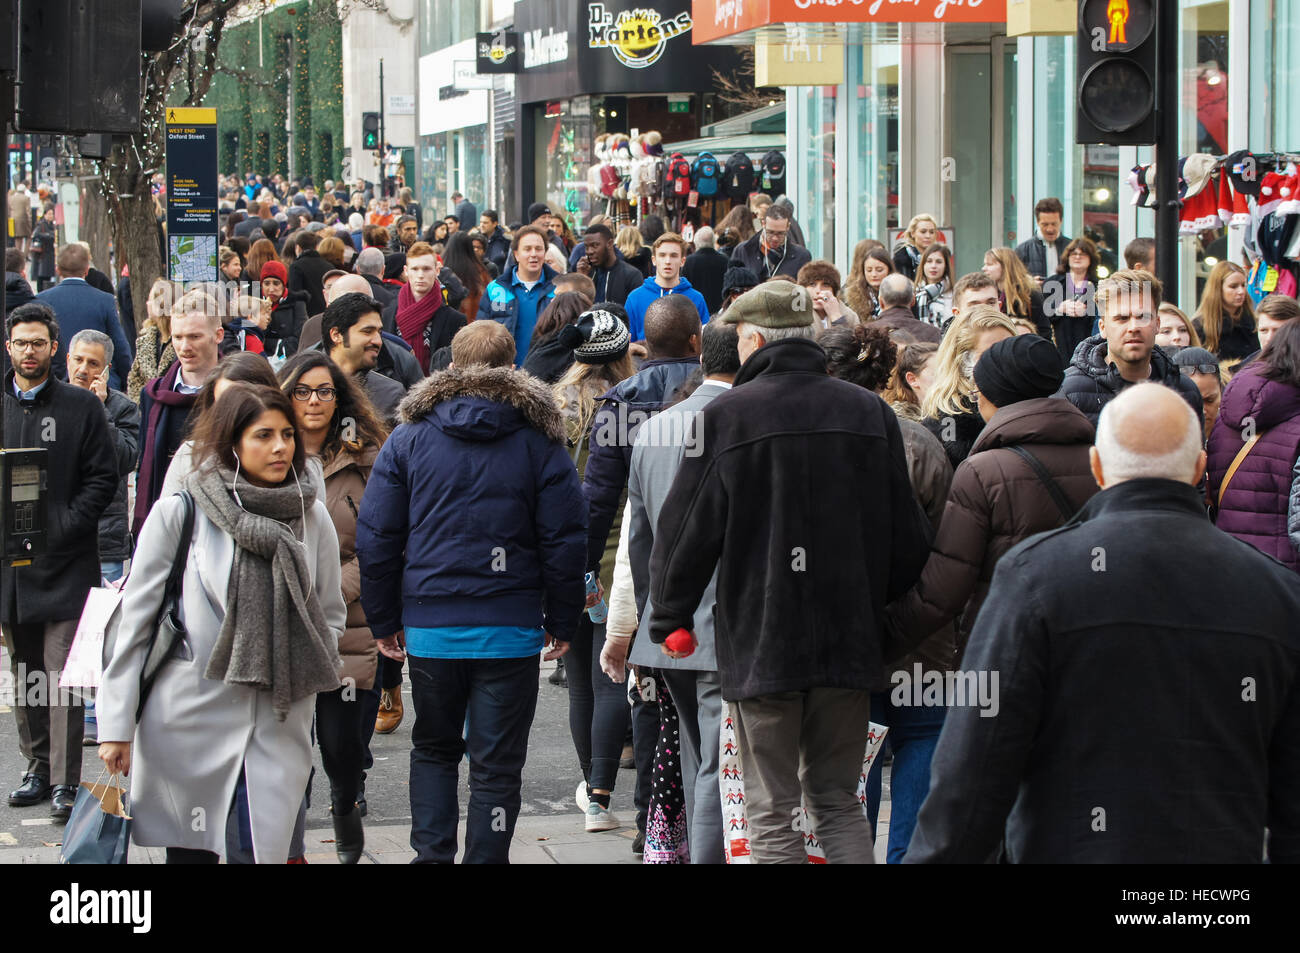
[973, 334, 1064, 408]
[722, 265, 760, 298]
[559, 306, 631, 364]
[526, 202, 552, 223]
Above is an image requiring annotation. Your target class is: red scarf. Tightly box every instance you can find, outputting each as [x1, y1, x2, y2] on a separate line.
[396, 279, 442, 372]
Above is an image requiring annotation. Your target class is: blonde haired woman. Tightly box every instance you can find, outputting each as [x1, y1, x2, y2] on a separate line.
[1194, 260, 1257, 366]
[893, 213, 940, 281]
[616, 225, 651, 277]
[126, 278, 178, 403]
[920, 304, 1019, 467]
[983, 246, 1050, 339]
[551, 309, 636, 833]
[1156, 303, 1201, 350]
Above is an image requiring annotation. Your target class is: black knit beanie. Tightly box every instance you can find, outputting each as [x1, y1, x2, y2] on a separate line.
[973, 334, 1064, 407]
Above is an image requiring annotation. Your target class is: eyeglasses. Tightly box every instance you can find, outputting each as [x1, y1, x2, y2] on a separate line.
[10, 338, 51, 351]
[1179, 364, 1219, 376]
[292, 384, 336, 402]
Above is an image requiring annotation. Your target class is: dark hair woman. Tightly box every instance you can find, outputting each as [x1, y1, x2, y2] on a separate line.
[843, 246, 895, 320]
[98, 382, 346, 864]
[1208, 319, 1300, 573]
[522, 292, 602, 384]
[443, 231, 489, 322]
[277, 352, 389, 863]
[1040, 236, 1100, 366]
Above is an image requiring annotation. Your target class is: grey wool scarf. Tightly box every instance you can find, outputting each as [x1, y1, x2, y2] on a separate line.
[186, 463, 341, 719]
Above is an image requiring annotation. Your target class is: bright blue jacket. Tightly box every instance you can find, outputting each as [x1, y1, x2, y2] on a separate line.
[355, 365, 587, 645]
[476, 264, 558, 365]
[623, 275, 711, 342]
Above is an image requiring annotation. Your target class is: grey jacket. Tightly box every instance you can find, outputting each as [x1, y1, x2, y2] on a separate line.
[627, 380, 728, 671]
[98, 389, 140, 561]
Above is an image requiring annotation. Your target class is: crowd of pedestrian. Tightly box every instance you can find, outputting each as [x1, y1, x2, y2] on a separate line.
[4, 175, 1299, 865]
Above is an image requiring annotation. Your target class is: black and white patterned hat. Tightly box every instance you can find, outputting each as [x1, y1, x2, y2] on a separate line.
[559, 306, 631, 365]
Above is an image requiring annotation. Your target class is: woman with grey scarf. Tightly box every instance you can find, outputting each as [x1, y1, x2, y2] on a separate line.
[98, 383, 346, 864]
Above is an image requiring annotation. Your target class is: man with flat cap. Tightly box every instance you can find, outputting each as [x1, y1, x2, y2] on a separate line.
[646, 281, 931, 864]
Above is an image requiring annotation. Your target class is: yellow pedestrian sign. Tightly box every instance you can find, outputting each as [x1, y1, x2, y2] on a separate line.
[165, 107, 216, 125]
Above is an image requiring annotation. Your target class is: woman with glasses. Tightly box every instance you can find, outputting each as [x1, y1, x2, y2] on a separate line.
[277, 352, 390, 862]
[1041, 237, 1101, 365]
[1207, 321, 1300, 573]
[1171, 347, 1224, 441]
[1195, 261, 1258, 368]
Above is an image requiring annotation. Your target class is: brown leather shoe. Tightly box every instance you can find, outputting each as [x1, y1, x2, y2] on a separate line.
[374, 686, 403, 734]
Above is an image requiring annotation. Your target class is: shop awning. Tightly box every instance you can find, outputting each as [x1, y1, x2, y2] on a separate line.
[663, 102, 786, 157]
[692, 0, 1007, 45]
[661, 131, 785, 159]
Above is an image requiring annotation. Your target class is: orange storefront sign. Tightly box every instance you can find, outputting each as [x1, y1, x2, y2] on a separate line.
[695, 0, 1008, 44]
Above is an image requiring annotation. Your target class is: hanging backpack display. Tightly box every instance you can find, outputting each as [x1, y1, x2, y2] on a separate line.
[692, 151, 722, 198]
[665, 152, 693, 198]
[723, 152, 755, 203]
[759, 150, 787, 196]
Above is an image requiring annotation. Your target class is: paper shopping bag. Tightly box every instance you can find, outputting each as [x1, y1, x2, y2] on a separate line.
[61, 585, 125, 696]
[59, 776, 132, 864]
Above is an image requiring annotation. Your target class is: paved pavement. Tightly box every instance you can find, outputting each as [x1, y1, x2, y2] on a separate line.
[0, 647, 889, 863]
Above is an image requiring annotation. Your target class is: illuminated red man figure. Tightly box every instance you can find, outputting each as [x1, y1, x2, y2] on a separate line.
[1108, 0, 1129, 45]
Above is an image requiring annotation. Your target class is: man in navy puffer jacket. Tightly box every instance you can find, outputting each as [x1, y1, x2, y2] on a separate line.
[356, 320, 586, 864]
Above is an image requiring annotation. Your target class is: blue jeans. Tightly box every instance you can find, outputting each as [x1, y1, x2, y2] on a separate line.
[100, 562, 125, 583]
[408, 655, 539, 864]
[865, 691, 947, 863]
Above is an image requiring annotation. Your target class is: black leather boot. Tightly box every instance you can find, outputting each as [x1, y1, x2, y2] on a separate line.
[331, 804, 364, 864]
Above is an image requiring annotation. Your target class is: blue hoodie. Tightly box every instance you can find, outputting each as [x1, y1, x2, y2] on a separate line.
[623, 275, 711, 342]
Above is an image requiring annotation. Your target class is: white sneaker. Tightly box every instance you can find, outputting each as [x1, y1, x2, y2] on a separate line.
[575, 779, 590, 812]
[584, 801, 621, 832]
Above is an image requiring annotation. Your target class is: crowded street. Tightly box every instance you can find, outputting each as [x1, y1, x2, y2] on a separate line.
[0, 0, 1293, 931]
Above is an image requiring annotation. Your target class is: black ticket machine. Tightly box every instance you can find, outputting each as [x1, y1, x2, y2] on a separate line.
[0, 448, 47, 566]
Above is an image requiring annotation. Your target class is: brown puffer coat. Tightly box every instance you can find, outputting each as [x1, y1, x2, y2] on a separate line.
[885, 397, 1098, 663]
[324, 443, 381, 690]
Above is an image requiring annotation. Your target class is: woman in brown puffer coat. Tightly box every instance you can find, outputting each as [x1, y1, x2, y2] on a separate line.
[886, 334, 1098, 661]
[278, 351, 390, 864]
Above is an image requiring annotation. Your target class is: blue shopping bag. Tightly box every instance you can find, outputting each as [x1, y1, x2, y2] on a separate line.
[60, 773, 132, 864]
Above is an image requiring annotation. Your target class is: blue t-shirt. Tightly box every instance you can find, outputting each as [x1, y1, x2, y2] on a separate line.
[405, 625, 545, 660]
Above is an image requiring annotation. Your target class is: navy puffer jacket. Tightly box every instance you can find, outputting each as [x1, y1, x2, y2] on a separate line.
[356, 364, 588, 642]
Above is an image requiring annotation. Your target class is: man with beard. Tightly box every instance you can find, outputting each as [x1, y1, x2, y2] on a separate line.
[322, 292, 406, 425]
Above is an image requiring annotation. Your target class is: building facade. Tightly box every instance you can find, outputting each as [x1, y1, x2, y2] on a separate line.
[694, 0, 1299, 308]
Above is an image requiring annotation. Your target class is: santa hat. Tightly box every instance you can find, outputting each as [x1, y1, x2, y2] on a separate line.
[1230, 180, 1251, 228]
[1277, 171, 1300, 217]
[1216, 171, 1233, 226]
[1257, 171, 1286, 216]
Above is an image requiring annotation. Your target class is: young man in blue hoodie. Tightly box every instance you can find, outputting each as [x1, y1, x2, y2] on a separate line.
[624, 232, 711, 344]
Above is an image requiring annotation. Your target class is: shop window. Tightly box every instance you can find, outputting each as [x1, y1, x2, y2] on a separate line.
[846, 40, 899, 261]
[1181, 0, 1230, 300]
[1250, 0, 1298, 150]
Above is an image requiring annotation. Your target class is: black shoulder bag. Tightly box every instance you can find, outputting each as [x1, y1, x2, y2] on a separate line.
[1008, 445, 1077, 525]
[134, 490, 196, 719]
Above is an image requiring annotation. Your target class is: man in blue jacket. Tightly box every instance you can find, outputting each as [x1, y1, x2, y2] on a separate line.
[36, 243, 133, 390]
[476, 225, 557, 366]
[623, 232, 711, 344]
[356, 320, 586, 864]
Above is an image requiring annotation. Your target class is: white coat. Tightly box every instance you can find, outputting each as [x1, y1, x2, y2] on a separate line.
[97, 491, 346, 863]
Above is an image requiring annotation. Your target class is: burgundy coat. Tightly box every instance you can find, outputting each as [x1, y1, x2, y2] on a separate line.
[1207, 364, 1300, 572]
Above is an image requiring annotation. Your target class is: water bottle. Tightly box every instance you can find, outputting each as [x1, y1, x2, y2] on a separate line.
[585, 571, 608, 624]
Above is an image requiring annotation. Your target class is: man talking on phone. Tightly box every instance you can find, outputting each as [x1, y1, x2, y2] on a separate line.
[66, 330, 139, 585]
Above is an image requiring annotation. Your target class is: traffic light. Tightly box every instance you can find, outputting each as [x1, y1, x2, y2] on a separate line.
[362, 112, 380, 151]
[1076, 0, 1158, 145]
